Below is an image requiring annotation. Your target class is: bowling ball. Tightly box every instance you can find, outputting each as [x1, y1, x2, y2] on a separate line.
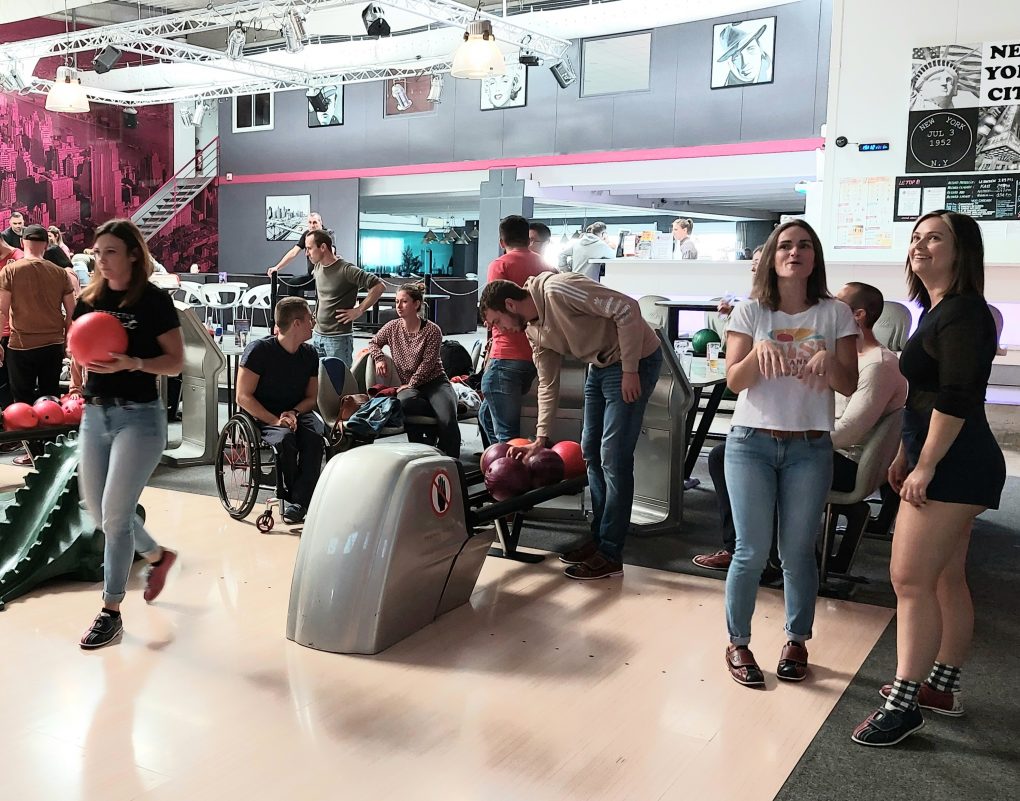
[507, 437, 531, 447]
[67, 312, 128, 365]
[37, 395, 61, 403]
[32, 399, 65, 426]
[484, 456, 532, 502]
[551, 440, 585, 479]
[480, 442, 511, 472]
[524, 448, 564, 488]
[3, 402, 39, 430]
[61, 400, 84, 425]
[690, 327, 721, 357]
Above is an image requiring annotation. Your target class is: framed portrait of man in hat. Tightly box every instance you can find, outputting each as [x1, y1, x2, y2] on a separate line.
[711, 17, 775, 89]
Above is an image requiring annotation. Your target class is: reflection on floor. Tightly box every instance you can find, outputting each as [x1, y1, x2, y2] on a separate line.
[0, 470, 891, 801]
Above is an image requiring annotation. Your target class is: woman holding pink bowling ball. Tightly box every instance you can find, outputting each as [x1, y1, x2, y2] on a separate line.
[67, 219, 184, 650]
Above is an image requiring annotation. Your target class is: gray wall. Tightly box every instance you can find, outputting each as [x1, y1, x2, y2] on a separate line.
[218, 179, 359, 274]
[219, 2, 831, 174]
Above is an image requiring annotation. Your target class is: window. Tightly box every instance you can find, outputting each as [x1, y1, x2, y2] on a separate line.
[233, 91, 274, 132]
[360, 237, 404, 269]
[581, 32, 652, 97]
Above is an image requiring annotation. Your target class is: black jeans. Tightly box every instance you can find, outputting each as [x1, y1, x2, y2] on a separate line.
[259, 413, 324, 509]
[708, 440, 857, 553]
[7, 343, 64, 403]
[398, 377, 461, 459]
[0, 336, 12, 408]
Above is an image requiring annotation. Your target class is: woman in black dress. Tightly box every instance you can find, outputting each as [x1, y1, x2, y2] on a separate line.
[852, 211, 1005, 747]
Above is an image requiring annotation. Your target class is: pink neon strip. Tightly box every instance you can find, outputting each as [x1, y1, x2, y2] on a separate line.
[225, 138, 824, 184]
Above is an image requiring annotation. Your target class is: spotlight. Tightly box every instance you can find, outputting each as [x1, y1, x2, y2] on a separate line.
[226, 23, 246, 60]
[362, 4, 391, 37]
[45, 65, 90, 113]
[426, 73, 444, 103]
[518, 34, 540, 67]
[192, 100, 208, 126]
[93, 45, 124, 75]
[0, 62, 27, 92]
[122, 107, 138, 129]
[451, 20, 506, 79]
[282, 9, 306, 54]
[179, 104, 195, 126]
[550, 57, 576, 88]
[307, 88, 329, 113]
[391, 82, 412, 112]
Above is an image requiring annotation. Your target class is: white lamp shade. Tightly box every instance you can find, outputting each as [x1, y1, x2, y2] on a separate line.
[46, 66, 90, 113]
[451, 21, 506, 79]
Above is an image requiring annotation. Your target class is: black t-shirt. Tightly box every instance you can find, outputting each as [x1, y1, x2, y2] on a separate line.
[899, 293, 997, 420]
[1, 228, 21, 249]
[72, 283, 181, 402]
[239, 335, 318, 416]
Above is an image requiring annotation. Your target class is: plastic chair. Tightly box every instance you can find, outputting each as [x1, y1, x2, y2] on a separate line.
[873, 301, 912, 352]
[469, 339, 483, 372]
[239, 285, 273, 329]
[638, 295, 669, 332]
[317, 357, 359, 431]
[202, 283, 247, 329]
[176, 281, 207, 314]
[819, 411, 903, 593]
[988, 303, 1007, 356]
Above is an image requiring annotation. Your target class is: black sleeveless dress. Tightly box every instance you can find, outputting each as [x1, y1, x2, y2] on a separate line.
[898, 293, 1005, 508]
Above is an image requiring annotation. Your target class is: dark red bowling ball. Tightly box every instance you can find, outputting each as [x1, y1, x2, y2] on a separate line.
[67, 312, 128, 365]
[480, 442, 511, 473]
[484, 456, 532, 502]
[32, 399, 65, 426]
[524, 448, 564, 488]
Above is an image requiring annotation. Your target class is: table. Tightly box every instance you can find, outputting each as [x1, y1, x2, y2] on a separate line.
[218, 342, 246, 418]
[681, 356, 728, 489]
[655, 299, 721, 343]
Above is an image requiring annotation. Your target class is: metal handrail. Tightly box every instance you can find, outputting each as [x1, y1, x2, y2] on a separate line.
[133, 137, 219, 231]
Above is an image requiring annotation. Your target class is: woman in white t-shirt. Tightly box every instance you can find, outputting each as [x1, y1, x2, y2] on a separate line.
[722, 220, 859, 687]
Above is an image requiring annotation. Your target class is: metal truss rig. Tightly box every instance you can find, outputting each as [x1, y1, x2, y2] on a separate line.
[0, 0, 570, 107]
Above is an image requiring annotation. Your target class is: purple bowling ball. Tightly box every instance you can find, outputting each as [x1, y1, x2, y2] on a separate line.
[524, 448, 565, 488]
[481, 442, 511, 473]
[484, 456, 532, 502]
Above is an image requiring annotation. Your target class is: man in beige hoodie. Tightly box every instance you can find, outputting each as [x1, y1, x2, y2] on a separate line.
[480, 272, 662, 580]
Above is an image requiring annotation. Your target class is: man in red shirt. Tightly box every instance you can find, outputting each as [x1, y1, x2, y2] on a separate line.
[479, 215, 552, 444]
[0, 237, 24, 408]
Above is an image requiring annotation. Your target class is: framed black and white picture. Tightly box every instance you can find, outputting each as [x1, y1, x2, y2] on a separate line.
[307, 85, 343, 127]
[384, 76, 434, 116]
[265, 195, 310, 241]
[480, 64, 528, 110]
[711, 17, 775, 89]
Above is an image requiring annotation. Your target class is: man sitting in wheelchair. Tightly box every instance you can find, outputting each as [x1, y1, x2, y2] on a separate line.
[236, 297, 323, 524]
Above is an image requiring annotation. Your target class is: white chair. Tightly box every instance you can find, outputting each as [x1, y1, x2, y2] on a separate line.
[176, 281, 207, 317]
[238, 284, 273, 328]
[638, 295, 669, 332]
[202, 283, 247, 329]
[873, 301, 912, 352]
[819, 411, 903, 592]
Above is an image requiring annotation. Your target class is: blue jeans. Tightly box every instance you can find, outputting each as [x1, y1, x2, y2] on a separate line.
[79, 400, 167, 605]
[479, 359, 536, 444]
[312, 332, 353, 368]
[724, 426, 833, 645]
[581, 349, 662, 562]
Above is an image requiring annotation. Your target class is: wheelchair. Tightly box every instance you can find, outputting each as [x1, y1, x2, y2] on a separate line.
[214, 357, 353, 532]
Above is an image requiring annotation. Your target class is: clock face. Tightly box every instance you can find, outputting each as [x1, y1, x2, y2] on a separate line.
[906, 109, 977, 172]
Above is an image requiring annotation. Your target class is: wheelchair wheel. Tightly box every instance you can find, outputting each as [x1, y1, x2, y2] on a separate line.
[255, 510, 274, 533]
[215, 415, 262, 519]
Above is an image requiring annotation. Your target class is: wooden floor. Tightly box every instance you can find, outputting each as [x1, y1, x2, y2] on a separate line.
[0, 472, 892, 801]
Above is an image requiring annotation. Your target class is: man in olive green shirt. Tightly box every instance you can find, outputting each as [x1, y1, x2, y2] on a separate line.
[305, 229, 384, 367]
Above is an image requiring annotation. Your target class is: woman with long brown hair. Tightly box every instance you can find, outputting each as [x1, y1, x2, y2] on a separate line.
[722, 219, 858, 687]
[852, 211, 1005, 746]
[68, 219, 184, 650]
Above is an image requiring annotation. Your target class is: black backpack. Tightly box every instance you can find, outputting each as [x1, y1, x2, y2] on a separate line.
[440, 340, 473, 378]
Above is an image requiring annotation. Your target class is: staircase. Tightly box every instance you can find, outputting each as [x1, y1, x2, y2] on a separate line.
[132, 137, 219, 242]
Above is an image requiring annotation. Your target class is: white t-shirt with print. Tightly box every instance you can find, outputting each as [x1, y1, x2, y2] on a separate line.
[728, 298, 858, 432]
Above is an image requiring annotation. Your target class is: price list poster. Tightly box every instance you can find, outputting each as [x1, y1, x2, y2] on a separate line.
[835, 176, 895, 249]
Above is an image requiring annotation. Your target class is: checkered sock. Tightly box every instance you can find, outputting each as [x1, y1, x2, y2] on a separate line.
[926, 661, 961, 694]
[884, 677, 921, 712]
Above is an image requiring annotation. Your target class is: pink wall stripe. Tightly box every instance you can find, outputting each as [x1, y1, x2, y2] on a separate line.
[225, 138, 825, 185]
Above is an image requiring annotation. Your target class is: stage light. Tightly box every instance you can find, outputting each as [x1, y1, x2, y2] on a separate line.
[46, 65, 90, 113]
[192, 100, 208, 126]
[427, 73, 444, 103]
[122, 107, 137, 129]
[282, 9, 306, 54]
[226, 23, 246, 60]
[362, 4, 391, 37]
[0, 62, 27, 92]
[518, 34, 540, 67]
[307, 88, 329, 112]
[93, 45, 124, 75]
[550, 57, 576, 88]
[451, 20, 505, 79]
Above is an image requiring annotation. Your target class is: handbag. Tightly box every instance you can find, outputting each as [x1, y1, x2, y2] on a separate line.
[339, 393, 370, 421]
